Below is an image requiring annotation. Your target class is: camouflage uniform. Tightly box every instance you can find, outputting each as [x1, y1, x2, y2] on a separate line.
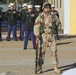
[34, 12, 61, 65]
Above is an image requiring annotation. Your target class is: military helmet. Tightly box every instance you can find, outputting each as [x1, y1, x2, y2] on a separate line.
[42, 2, 51, 9]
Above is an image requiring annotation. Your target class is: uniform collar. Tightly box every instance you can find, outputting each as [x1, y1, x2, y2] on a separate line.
[43, 12, 51, 16]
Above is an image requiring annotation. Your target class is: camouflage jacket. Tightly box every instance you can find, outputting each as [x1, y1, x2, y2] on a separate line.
[34, 12, 61, 37]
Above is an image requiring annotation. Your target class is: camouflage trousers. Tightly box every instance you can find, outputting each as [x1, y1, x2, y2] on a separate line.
[38, 33, 58, 65]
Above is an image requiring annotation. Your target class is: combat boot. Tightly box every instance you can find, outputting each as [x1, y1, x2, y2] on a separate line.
[37, 69, 42, 74]
[53, 64, 61, 74]
[36, 59, 43, 74]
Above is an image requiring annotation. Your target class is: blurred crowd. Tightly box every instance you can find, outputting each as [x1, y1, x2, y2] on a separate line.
[0, 3, 60, 49]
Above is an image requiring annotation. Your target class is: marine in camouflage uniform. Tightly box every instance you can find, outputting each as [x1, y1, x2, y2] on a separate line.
[34, 2, 61, 74]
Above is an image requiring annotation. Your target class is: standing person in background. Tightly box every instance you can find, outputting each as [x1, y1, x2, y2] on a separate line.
[24, 5, 36, 50]
[51, 5, 59, 18]
[20, 4, 27, 41]
[0, 7, 3, 41]
[34, 5, 41, 18]
[51, 5, 60, 40]
[5, 3, 18, 41]
[8, 5, 11, 10]
[34, 5, 41, 49]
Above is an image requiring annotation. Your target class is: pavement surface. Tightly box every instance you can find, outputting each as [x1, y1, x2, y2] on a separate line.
[0, 36, 76, 75]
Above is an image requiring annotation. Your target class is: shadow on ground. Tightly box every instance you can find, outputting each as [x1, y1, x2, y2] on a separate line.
[59, 36, 76, 40]
[42, 63, 76, 74]
[57, 42, 72, 45]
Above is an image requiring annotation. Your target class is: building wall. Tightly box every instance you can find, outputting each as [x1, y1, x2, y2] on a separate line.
[64, 0, 70, 34]
[47, 0, 64, 33]
[45, 0, 76, 35]
[70, 0, 76, 35]
[64, 0, 76, 35]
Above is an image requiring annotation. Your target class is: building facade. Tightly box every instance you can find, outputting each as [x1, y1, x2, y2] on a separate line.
[31, 0, 76, 35]
[46, 0, 76, 35]
[1, 0, 76, 35]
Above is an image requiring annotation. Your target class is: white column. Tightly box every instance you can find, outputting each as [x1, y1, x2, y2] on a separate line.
[64, 0, 70, 34]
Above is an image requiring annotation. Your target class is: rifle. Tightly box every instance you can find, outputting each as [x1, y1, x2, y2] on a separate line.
[35, 14, 45, 74]
[35, 40, 39, 74]
[35, 36, 42, 74]
[35, 25, 43, 74]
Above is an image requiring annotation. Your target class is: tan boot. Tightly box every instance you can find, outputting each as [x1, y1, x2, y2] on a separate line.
[53, 64, 61, 74]
[36, 63, 42, 74]
[37, 69, 42, 74]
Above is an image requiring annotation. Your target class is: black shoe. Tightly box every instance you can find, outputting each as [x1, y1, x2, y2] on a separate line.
[24, 48, 27, 50]
[20, 39, 23, 41]
[0, 38, 2, 41]
[57, 38, 60, 40]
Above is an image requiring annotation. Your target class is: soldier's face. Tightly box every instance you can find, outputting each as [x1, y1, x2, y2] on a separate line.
[43, 7, 51, 13]
[28, 8, 32, 12]
[35, 8, 40, 11]
[52, 7, 55, 10]
[24, 6, 27, 9]
[10, 6, 13, 10]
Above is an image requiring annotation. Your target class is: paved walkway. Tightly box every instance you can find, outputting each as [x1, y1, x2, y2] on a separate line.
[0, 37, 76, 75]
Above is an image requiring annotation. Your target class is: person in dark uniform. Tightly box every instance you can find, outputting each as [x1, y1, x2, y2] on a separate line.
[33, 5, 41, 47]
[51, 5, 60, 40]
[34, 5, 41, 18]
[0, 7, 3, 41]
[20, 4, 27, 41]
[51, 5, 59, 18]
[8, 5, 11, 10]
[5, 3, 18, 41]
[24, 5, 36, 49]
